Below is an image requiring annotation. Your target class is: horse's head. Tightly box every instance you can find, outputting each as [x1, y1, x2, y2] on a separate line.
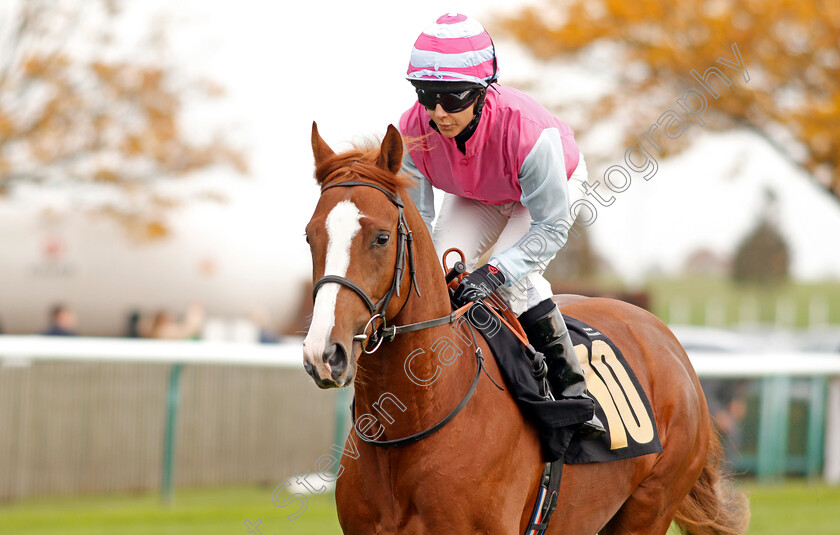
[302, 122, 413, 388]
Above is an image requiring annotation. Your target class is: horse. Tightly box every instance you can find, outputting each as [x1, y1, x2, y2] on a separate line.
[302, 122, 749, 534]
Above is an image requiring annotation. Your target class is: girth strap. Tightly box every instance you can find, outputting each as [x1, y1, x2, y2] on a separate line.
[525, 460, 564, 535]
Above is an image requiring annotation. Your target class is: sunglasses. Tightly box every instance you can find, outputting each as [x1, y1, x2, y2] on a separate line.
[415, 87, 482, 113]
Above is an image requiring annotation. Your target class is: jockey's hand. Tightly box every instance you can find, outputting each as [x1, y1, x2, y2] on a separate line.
[452, 264, 506, 308]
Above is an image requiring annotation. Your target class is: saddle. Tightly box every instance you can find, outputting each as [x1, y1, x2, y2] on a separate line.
[441, 261, 664, 534]
[445, 266, 662, 464]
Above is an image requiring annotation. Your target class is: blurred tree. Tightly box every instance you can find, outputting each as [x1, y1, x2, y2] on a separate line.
[731, 189, 790, 284]
[0, 0, 246, 239]
[496, 0, 840, 202]
[731, 218, 790, 285]
[543, 221, 601, 282]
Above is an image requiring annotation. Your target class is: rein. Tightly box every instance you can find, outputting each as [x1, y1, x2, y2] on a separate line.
[352, 317, 493, 448]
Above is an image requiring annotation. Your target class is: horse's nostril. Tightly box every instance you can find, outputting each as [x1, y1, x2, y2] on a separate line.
[303, 359, 314, 375]
[327, 344, 348, 378]
[322, 343, 337, 364]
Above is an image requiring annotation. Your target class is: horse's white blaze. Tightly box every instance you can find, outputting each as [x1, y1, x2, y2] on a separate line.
[303, 200, 363, 365]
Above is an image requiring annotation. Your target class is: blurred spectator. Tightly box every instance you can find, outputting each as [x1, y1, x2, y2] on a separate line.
[126, 310, 144, 338]
[42, 304, 79, 336]
[259, 328, 279, 344]
[249, 308, 280, 344]
[147, 303, 205, 340]
[701, 378, 749, 464]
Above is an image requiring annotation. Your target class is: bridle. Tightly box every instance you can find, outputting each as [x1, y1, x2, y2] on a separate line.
[310, 178, 503, 448]
[312, 179, 449, 353]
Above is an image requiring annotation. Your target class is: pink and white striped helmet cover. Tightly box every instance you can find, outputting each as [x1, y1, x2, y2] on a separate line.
[406, 13, 498, 87]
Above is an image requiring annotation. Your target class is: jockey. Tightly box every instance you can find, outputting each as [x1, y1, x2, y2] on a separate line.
[399, 13, 605, 439]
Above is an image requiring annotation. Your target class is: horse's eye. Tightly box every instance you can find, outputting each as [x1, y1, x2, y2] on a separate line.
[304, 233, 310, 244]
[374, 233, 390, 247]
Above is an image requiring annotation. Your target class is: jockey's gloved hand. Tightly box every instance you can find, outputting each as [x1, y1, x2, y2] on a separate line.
[452, 264, 506, 308]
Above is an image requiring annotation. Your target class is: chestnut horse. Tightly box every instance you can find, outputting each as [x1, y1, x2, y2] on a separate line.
[302, 122, 748, 534]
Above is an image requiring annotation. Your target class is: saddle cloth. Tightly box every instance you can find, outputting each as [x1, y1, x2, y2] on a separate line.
[469, 303, 662, 464]
[562, 316, 663, 464]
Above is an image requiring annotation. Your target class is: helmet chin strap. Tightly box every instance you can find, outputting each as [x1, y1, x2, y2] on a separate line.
[451, 90, 488, 154]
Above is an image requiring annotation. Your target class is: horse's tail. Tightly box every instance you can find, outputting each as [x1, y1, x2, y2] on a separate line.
[673, 431, 750, 535]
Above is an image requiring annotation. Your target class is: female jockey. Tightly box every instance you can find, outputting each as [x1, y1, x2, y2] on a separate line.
[399, 13, 605, 439]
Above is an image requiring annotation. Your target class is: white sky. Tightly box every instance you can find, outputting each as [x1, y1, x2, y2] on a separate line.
[155, 0, 547, 281]
[154, 0, 839, 284]
[4, 0, 839, 334]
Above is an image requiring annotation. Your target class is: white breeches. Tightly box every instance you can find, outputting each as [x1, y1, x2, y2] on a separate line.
[433, 160, 588, 316]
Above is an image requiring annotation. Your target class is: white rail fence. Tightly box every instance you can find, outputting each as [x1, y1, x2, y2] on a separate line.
[0, 335, 838, 501]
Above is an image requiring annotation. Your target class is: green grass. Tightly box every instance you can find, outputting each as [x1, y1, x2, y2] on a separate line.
[644, 276, 840, 327]
[1, 481, 838, 534]
[741, 480, 840, 535]
[0, 486, 342, 535]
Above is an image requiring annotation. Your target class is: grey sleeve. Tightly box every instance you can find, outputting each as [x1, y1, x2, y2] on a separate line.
[489, 128, 574, 286]
[401, 148, 435, 236]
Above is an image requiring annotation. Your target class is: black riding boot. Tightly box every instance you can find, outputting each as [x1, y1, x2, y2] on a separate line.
[519, 299, 606, 440]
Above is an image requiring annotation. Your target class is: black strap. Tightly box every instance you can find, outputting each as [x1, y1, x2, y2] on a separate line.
[383, 312, 459, 339]
[406, 228, 421, 297]
[390, 219, 407, 301]
[313, 275, 377, 314]
[543, 460, 564, 526]
[321, 180, 404, 207]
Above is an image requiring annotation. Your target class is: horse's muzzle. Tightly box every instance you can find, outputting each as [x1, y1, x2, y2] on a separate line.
[323, 343, 349, 381]
[303, 342, 352, 388]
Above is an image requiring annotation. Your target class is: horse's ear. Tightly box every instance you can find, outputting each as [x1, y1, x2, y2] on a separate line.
[311, 121, 335, 171]
[376, 124, 403, 175]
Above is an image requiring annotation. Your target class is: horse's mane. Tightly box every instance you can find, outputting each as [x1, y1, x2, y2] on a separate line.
[315, 142, 414, 196]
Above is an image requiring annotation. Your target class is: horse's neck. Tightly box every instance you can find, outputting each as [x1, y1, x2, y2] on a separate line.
[353, 200, 478, 438]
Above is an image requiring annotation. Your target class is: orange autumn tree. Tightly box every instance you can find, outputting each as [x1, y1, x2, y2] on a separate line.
[0, 1, 246, 239]
[495, 0, 840, 202]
